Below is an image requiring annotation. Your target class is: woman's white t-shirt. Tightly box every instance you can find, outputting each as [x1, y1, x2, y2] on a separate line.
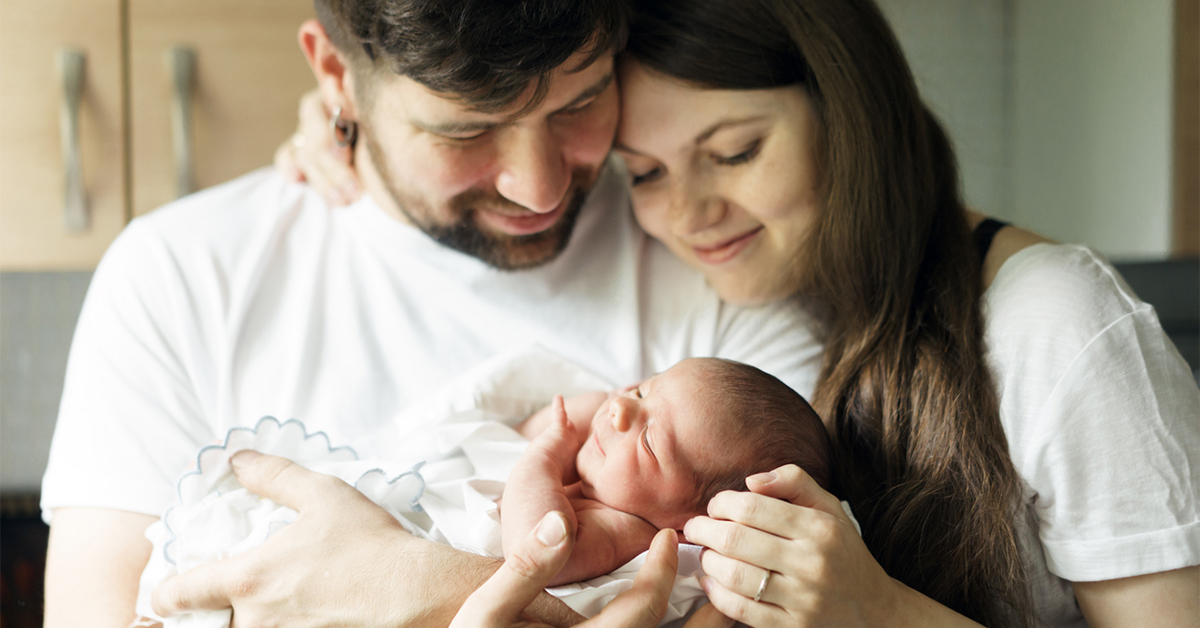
[984, 243, 1199, 626]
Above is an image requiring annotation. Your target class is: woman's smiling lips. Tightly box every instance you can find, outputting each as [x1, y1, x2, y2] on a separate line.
[690, 227, 764, 265]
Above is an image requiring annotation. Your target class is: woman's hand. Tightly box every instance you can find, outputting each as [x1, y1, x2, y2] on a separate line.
[683, 464, 972, 628]
[454, 514, 733, 628]
[274, 89, 361, 206]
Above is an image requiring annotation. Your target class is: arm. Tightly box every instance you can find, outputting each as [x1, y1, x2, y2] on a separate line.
[555, 496, 658, 586]
[516, 390, 611, 440]
[41, 220, 218, 623]
[504, 396, 582, 562]
[44, 508, 157, 628]
[152, 450, 584, 628]
[1073, 567, 1200, 628]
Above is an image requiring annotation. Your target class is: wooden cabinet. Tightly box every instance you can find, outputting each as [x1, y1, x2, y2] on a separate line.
[0, 0, 316, 270]
[128, 0, 316, 216]
[0, 0, 126, 270]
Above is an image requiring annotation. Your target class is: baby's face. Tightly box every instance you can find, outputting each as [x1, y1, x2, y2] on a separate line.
[575, 359, 738, 530]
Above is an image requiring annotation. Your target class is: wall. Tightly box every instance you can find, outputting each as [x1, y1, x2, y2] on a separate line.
[880, 0, 1175, 260]
[0, 273, 90, 492]
[1011, 0, 1174, 258]
[877, 0, 1015, 220]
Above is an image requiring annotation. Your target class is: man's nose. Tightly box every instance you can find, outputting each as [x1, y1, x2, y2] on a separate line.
[494, 126, 571, 213]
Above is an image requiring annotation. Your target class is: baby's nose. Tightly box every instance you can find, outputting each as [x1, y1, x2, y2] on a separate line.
[610, 398, 634, 432]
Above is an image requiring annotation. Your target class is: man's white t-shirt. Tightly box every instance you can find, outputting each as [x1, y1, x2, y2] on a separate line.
[985, 244, 1200, 627]
[40, 162, 823, 520]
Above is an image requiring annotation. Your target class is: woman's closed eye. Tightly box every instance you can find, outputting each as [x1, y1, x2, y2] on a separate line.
[630, 166, 664, 187]
[713, 139, 762, 166]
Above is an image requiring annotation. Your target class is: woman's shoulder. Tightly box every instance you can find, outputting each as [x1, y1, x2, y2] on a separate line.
[983, 240, 1150, 344]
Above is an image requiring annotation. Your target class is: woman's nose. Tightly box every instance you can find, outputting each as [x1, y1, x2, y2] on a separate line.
[668, 178, 725, 235]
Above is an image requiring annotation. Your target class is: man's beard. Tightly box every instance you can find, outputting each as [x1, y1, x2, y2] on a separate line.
[365, 131, 592, 271]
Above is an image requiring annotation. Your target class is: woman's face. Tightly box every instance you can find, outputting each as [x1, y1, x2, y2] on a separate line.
[614, 59, 823, 305]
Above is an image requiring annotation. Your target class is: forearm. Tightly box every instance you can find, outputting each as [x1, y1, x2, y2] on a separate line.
[44, 507, 157, 628]
[412, 538, 583, 628]
[879, 579, 985, 628]
[501, 454, 576, 557]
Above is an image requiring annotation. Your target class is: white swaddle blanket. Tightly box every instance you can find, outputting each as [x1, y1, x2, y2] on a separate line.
[133, 346, 708, 627]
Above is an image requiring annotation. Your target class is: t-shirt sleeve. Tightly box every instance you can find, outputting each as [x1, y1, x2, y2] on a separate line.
[40, 220, 216, 523]
[1018, 307, 1200, 581]
[710, 298, 824, 401]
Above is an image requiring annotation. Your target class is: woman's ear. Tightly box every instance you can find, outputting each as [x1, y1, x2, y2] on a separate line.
[297, 19, 361, 121]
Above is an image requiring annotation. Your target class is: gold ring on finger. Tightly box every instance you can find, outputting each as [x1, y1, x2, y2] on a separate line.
[753, 569, 772, 603]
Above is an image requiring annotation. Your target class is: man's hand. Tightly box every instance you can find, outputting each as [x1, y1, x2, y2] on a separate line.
[454, 518, 733, 628]
[152, 450, 579, 628]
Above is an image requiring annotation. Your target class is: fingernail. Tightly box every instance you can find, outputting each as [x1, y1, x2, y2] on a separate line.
[748, 471, 776, 484]
[699, 575, 714, 594]
[230, 449, 261, 470]
[536, 512, 568, 547]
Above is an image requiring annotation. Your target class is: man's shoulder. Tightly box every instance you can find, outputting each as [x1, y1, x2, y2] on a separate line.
[134, 168, 318, 244]
[111, 169, 329, 274]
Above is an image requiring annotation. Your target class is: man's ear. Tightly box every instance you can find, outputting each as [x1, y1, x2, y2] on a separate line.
[298, 19, 361, 121]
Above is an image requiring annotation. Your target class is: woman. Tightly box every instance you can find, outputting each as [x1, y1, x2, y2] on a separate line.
[278, 0, 1200, 625]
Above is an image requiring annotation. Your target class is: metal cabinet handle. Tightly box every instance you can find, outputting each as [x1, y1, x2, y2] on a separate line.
[58, 49, 88, 232]
[167, 47, 195, 198]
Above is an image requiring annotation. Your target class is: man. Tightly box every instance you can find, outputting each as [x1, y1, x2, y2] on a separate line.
[41, 2, 821, 626]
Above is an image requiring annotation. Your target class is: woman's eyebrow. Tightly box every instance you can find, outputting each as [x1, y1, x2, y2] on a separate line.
[612, 141, 644, 155]
[693, 116, 768, 145]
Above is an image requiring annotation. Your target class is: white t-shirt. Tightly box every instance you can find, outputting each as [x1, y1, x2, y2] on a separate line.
[985, 243, 1200, 627]
[41, 162, 823, 521]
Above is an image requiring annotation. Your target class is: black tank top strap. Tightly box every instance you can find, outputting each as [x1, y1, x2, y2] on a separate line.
[973, 217, 1009, 261]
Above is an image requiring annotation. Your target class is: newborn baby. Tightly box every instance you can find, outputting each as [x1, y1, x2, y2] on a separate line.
[135, 353, 832, 627]
[503, 357, 833, 585]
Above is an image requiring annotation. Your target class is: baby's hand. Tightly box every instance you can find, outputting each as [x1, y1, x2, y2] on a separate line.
[526, 396, 583, 485]
[548, 497, 659, 586]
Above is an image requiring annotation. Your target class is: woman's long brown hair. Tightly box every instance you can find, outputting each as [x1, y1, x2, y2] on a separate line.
[628, 0, 1033, 624]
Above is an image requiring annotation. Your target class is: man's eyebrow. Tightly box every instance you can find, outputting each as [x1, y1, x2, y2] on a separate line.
[414, 72, 614, 136]
[555, 71, 615, 113]
[413, 118, 505, 136]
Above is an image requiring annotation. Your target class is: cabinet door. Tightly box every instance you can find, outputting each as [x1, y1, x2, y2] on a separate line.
[0, 0, 126, 270]
[129, 0, 316, 216]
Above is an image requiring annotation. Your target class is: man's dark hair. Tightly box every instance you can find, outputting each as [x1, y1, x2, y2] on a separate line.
[692, 359, 835, 511]
[314, 0, 629, 112]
